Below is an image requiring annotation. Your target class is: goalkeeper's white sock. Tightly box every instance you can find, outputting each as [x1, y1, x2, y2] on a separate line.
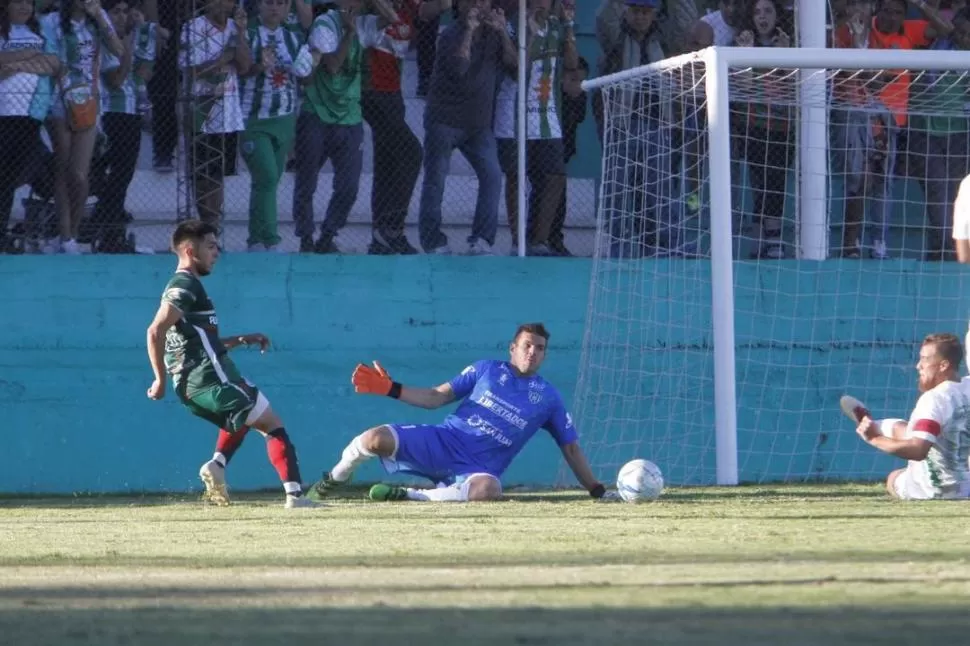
[330, 434, 375, 482]
[404, 483, 467, 502]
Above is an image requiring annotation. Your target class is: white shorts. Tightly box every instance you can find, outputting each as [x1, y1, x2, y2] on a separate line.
[892, 467, 934, 500]
[893, 466, 970, 500]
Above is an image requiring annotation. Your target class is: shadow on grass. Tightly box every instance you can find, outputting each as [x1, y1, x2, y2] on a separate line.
[2, 548, 966, 569]
[0, 605, 966, 646]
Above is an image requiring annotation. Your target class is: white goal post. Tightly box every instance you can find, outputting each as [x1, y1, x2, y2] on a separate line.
[574, 45, 970, 487]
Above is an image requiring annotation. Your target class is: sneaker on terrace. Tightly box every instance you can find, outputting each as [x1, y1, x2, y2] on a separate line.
[368, 483, 409, 502]
[199, 460, 230, 506]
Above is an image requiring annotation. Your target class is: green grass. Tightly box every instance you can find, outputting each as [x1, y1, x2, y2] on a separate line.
[2, 484, 970, 645]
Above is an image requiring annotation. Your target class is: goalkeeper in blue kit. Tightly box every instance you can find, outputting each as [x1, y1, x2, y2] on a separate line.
[307, 323, 616, 502]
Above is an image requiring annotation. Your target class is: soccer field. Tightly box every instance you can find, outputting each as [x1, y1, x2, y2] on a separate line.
[2, 485, 969, 646]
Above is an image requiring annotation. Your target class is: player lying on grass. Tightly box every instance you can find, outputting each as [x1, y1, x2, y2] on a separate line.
[307, 323, 617, 502]
[145, 220, 314, 509]
[841, 332, 970, 500]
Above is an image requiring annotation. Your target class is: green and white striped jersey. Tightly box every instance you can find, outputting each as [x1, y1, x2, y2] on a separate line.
[493, 17, 566, 140]
[101, 22, 157, 115]
[0, 22, 58, 121]
[42, 9, 118, 91]
[239, 20, 305, 121]
[178, 15, 245, 134]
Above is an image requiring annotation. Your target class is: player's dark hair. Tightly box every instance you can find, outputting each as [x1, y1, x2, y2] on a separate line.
[514, 323, 550, 343]
[923, 333, 964, 370]
[171, 220, 219, 251]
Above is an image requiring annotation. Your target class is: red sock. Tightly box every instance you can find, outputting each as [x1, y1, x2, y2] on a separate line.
[214, 427, 250, 465]
[266, 428, 302, 485]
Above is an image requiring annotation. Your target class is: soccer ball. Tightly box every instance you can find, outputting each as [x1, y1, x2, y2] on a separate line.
[616, 459, 664, 502]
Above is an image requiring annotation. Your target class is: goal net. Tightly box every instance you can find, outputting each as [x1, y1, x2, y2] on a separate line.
[566, 47, 970, 487]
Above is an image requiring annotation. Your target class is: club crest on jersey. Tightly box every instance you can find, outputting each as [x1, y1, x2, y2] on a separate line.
[498, 373, 509, 386]
[528, 387, 543, 404]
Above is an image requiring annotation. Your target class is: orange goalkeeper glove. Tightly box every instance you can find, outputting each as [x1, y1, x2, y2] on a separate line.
[351, 361, 402, 398]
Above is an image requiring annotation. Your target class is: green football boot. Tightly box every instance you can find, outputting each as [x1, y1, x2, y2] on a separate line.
[368, 483, 409, 502]
[306, 472, 350, 501]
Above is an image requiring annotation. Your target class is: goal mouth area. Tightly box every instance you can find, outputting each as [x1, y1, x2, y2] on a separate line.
[565, 45, 970, 488]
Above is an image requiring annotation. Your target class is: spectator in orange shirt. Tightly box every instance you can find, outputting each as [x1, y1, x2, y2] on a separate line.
[831, 0, 941, 258]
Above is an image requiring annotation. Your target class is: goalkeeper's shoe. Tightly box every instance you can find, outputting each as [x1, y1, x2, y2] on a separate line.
[199, 460, 230, 506]
[368, 483, 409, 502]
[306, 471, 350, 501]
[840, 395, 871, 424]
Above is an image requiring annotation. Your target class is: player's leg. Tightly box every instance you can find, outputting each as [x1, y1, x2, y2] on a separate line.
[307, 424, 398, 498]
[199, 425, 252, 505]
[188, 381, 313, 508]
[886, 466, 935, 500]
[175, 391, 241, 505]
[369, 472, 502, 503]
[242, 395, 314, 509]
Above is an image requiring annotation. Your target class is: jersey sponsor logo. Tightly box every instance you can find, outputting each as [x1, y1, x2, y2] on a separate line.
[476, 391, 527, 430]
[466, 415, 513, 447]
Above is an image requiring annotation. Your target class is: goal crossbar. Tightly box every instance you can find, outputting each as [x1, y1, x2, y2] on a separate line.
[582, 47, 970, 93]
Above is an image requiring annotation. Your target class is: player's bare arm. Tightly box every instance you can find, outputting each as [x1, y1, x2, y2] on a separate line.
[560, 442, 606, 496]
[956, 239, 970, 263]
[351, 361, 457, 409]
[145, 301, 183, 400]
[857, 416, 933, 461]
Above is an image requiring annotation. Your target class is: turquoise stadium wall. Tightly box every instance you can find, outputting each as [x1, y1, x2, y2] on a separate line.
[0, 256, 965, 494]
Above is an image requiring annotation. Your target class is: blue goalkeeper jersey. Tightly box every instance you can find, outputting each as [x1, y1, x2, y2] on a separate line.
[442, 359, 578, 476]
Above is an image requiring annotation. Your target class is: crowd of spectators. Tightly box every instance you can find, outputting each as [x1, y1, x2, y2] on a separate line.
[0, 0, 966, 260]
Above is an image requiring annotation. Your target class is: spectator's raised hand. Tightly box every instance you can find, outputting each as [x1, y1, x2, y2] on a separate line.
[128, 7, 145, 30]
[261, 46, 278, 69]
[466, 7, 481, 31]
[82, 0, 102, 18]
[847, 12, 867, 46]
[233, 5, 248, 31]
[341, 6, 359, 33]
[485, 7, 507, 31]
[773, 28, 790, 48]
[736, 29, 754, 47]
[560, 0, 575, 23]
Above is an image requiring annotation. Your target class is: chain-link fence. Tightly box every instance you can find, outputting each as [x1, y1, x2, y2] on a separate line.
[0, 0, 597, 257]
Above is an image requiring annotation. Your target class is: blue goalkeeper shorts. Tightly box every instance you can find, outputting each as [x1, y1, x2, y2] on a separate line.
[380, 423, 496, 486]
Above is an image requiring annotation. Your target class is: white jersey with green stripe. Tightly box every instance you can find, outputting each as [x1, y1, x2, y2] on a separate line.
[178, 15, 245, 134]
[239, 20, 305, 121]
[0, 22, 59, 121]
[493, 17, 565, 140]
[101, 22, 157, 115]
[905, 379, 970, 497]
[42, 9, 118, 91]
[161, 270, 241, 391]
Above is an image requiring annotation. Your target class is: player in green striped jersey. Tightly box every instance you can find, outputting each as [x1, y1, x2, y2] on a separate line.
[239, 0, 307, 251]
[146, 220, 316, 509]
[95, 0, 159, 251]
